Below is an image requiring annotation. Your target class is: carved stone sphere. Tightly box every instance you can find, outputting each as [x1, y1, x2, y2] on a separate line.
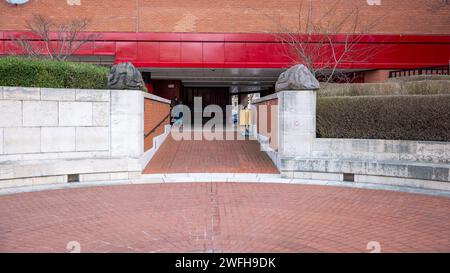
[108, 62, 146, 91]
[275, 64, 320, 92]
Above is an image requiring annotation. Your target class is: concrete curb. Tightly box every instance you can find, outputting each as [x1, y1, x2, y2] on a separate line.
[1, 173, 449, 198]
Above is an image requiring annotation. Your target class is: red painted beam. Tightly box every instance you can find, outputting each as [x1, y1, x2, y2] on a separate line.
[1, 31, 450, 70]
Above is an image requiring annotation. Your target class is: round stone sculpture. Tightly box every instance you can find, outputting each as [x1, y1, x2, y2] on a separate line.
[275, 64, 320, 92]
[108, 62, 146, 90]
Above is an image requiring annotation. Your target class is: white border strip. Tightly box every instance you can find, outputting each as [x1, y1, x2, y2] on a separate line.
[1, 174, 449, 198]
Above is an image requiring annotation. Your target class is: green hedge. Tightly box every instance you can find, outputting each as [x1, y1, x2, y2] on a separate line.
[317, 95, 450, 141]
[319, 81, 450, 97]
[0, 57, 108, 89]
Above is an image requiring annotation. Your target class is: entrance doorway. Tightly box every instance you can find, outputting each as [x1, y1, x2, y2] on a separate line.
[182, 87, 230, 125]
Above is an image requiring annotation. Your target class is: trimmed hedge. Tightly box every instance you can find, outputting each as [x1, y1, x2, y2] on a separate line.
[317, 95, 450, 141]
[319, 81, 450, 97]
[0, 57, 108, 89]
[387, 75, 450, 82]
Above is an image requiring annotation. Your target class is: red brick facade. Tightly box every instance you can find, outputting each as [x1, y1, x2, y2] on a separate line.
[1, 0, 449, 34]
[144, 98, 170, 151]
[255, 98, 279, 151]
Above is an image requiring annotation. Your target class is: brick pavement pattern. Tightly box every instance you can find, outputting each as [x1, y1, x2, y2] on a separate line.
[0, 183, 449, 253]
[143, 132, 279, 173]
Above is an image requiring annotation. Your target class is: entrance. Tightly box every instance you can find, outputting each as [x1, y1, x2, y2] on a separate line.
[182, 87, 230, 124]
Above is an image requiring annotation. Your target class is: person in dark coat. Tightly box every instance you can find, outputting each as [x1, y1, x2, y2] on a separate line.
[170, 96, 180, 125]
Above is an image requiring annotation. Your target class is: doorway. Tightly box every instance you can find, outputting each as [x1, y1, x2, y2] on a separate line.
[182, 87, 230, 124]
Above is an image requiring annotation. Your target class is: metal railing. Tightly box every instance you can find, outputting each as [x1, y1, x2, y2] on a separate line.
[389, 65, 450, 78]
[144, 114, 171, 138]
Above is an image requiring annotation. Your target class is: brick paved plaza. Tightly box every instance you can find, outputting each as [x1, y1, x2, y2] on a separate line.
[1, 182, 449, 253]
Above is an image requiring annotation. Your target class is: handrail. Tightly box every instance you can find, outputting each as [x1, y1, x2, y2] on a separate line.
[144, 114, 171, 138]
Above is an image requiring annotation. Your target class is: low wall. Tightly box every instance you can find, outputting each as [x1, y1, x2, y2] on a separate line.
[254, 91, 450, 191]
[0, 86, 170, 189]
[144, 94, 171, 151]
[253, 93, 278, 151]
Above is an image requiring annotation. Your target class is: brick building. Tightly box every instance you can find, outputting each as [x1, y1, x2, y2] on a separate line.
[1, 0, 450, 103]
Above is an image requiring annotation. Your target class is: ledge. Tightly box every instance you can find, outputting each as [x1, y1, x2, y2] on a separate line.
[280, 157, 450, 183]
[142, 92, 171, 104]
[253, 93, 278, 104]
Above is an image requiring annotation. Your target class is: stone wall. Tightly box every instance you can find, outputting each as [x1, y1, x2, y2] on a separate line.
[0, 87, 169, 189]
[254, 90, 450, 191]
[0, 87, 111, 161]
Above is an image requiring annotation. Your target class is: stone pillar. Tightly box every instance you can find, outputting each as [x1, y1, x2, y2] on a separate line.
[278, 90, 316, 157]
[110, 90, 144, 158]
[275, 64, 319, 158]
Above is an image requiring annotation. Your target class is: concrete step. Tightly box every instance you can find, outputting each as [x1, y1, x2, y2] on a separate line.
[140, 173, 287, 183]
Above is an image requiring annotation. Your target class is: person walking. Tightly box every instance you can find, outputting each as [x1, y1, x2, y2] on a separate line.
[170, 96, 179, 125]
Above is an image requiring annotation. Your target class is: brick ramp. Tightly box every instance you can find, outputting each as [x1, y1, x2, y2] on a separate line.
[143, 131, 279, 174]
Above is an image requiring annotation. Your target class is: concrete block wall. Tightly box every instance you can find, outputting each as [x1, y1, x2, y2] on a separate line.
[0, 87, 162, 188]
[0, 87, 111, 161]
[255, 90, 450, 191]
[311, 138, 450, 164]
[278, 90, 316, 157]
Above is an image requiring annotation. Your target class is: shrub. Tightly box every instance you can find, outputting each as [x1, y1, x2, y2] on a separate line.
[0, 56, 108, 89]
[317, 95, 450, 141]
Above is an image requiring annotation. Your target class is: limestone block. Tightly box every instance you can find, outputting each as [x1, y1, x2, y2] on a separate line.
[59, 102, 93, 126]
[76, 89, 110, 102]
[80, 173, 111, 182]
[23, 101, 58, 126]
[110, 90, 144, 157]
[93, 102, 110, 126]
[398, 141, 417, 154]
[312, 139, 331, 152]
[76, 127, 109, 151]
[0, 128, 3, 155]
[293, 172, 312, 179]
[416, 142, 449, 163]
[3, 127, 41, 154]
[128, 172, 141, 180]
[279, 133, 313, 156]
[41, 127, 76, 152]
[3, 87, 40, 100]
[355, 175, 450, 191]
[280, 90, 316, 115]
[41, 88, 76, 101]
[407, 165, 434, 180]
[32, 175, 66, 186]
[374, 163, 407, 177]
[0, 101, 22, 127]
[0, 178, 33, 189]
[110, 172, 129, 180]
[434, 167, 449, 182]
[311, 172, 343, 181]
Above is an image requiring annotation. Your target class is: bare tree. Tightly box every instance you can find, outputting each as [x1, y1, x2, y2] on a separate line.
[260, 0, 384, 82]
[13, 14, 99, 61]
